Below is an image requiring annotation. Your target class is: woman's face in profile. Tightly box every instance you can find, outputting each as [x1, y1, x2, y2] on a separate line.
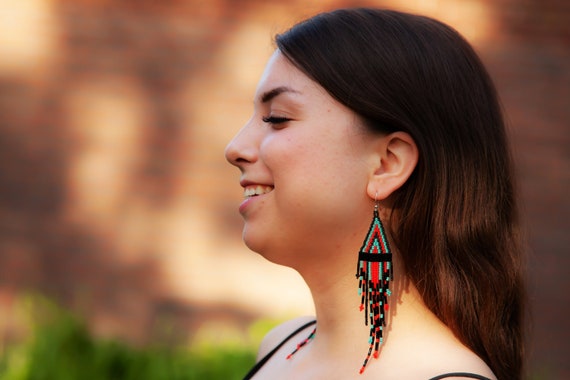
[225, 51, 377, 263]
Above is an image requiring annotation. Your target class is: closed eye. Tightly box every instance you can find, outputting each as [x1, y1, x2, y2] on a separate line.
[262, 115, 291, 125]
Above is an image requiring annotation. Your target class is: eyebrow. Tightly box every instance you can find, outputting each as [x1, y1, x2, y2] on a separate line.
[259, 86, 300, 103]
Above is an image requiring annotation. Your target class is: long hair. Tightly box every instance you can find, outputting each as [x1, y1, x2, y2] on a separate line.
[276, 8, 525, 379]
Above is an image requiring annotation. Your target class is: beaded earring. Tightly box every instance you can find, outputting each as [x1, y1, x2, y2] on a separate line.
[286, 199, 393, 375]
[355, 198, 392, 373]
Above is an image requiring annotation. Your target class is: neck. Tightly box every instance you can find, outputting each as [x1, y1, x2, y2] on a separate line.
[297, 249, 425, 360]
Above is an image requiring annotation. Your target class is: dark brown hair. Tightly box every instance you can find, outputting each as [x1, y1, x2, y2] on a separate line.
[276, 8, 525, 380]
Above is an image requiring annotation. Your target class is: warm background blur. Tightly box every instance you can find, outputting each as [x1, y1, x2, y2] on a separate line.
[0, 0, 568, 378]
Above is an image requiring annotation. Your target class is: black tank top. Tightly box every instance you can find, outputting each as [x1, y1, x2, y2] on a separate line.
[242, 320, 492, 380]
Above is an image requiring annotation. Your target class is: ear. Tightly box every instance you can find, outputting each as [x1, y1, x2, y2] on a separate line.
[367, 131, 418, 201]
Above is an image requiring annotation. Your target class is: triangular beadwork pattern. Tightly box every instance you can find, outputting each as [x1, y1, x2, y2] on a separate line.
[355, 207, 392, 373]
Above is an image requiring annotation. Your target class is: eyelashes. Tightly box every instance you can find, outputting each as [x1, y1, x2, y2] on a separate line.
[262, 115, 291, 125]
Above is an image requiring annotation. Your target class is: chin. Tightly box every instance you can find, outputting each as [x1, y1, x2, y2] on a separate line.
[242, 233, 293, 266]
[243, 238, 263, 255]
[242, 229, 267, 255]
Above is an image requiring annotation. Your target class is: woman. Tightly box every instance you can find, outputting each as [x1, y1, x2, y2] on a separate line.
[225, 8, 525, 380]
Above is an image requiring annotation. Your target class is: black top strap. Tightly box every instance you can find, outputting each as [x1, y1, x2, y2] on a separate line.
[242, 320, 317, 380]
[243, 322, 490, 380]
[429, 373, 492, 380]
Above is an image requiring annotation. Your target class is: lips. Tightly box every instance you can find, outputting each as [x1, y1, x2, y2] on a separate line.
[243, 185, 274, 198]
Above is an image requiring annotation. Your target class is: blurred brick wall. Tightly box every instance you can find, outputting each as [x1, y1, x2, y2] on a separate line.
[0, 0, 568, 378]
[485, 1, 570, 378]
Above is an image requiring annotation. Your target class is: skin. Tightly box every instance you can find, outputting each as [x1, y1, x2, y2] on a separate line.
[226, 51, 374, 267]
[225, 51, 496, 379]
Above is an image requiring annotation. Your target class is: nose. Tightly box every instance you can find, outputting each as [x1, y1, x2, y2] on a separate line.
[224, 118, 259, 169]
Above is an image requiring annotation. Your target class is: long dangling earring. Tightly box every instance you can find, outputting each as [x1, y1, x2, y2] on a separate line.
[355, 197, 392, 374]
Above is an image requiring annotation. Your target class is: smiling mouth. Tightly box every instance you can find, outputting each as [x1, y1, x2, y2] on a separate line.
[243, 185, 274, 198]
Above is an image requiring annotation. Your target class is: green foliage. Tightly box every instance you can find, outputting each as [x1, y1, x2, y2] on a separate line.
[0, 297, 259, 380]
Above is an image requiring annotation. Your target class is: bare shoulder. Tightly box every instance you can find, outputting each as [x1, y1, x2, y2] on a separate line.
[431, 352, 497, 380]
[384, 313, 497, 380]
[418, 342, 497, 380]
[256, 316, 316, 361]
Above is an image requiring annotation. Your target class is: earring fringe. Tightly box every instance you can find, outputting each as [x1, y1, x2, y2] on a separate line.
[355, 204, 392, 374]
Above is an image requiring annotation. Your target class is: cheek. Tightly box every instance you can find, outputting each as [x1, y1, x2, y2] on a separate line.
[262, 134, 329, 191]
[266, 138, 368, 224]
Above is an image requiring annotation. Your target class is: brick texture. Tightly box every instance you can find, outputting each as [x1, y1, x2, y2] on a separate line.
[0, 0, 568, 378]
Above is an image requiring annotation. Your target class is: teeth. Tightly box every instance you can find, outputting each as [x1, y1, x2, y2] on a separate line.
[244, 185, 274, 198]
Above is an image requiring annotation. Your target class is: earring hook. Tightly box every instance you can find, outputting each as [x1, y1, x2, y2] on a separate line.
[374, 191, 379, 212]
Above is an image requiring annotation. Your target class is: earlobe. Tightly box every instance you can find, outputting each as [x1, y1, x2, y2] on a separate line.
[367, 132, 418, 200]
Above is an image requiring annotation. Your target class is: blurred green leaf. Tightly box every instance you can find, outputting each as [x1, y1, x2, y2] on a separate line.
[0, 297, 257, 380]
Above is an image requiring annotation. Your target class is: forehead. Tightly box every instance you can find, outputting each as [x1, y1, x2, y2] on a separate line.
[254, 50, 325, 103]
